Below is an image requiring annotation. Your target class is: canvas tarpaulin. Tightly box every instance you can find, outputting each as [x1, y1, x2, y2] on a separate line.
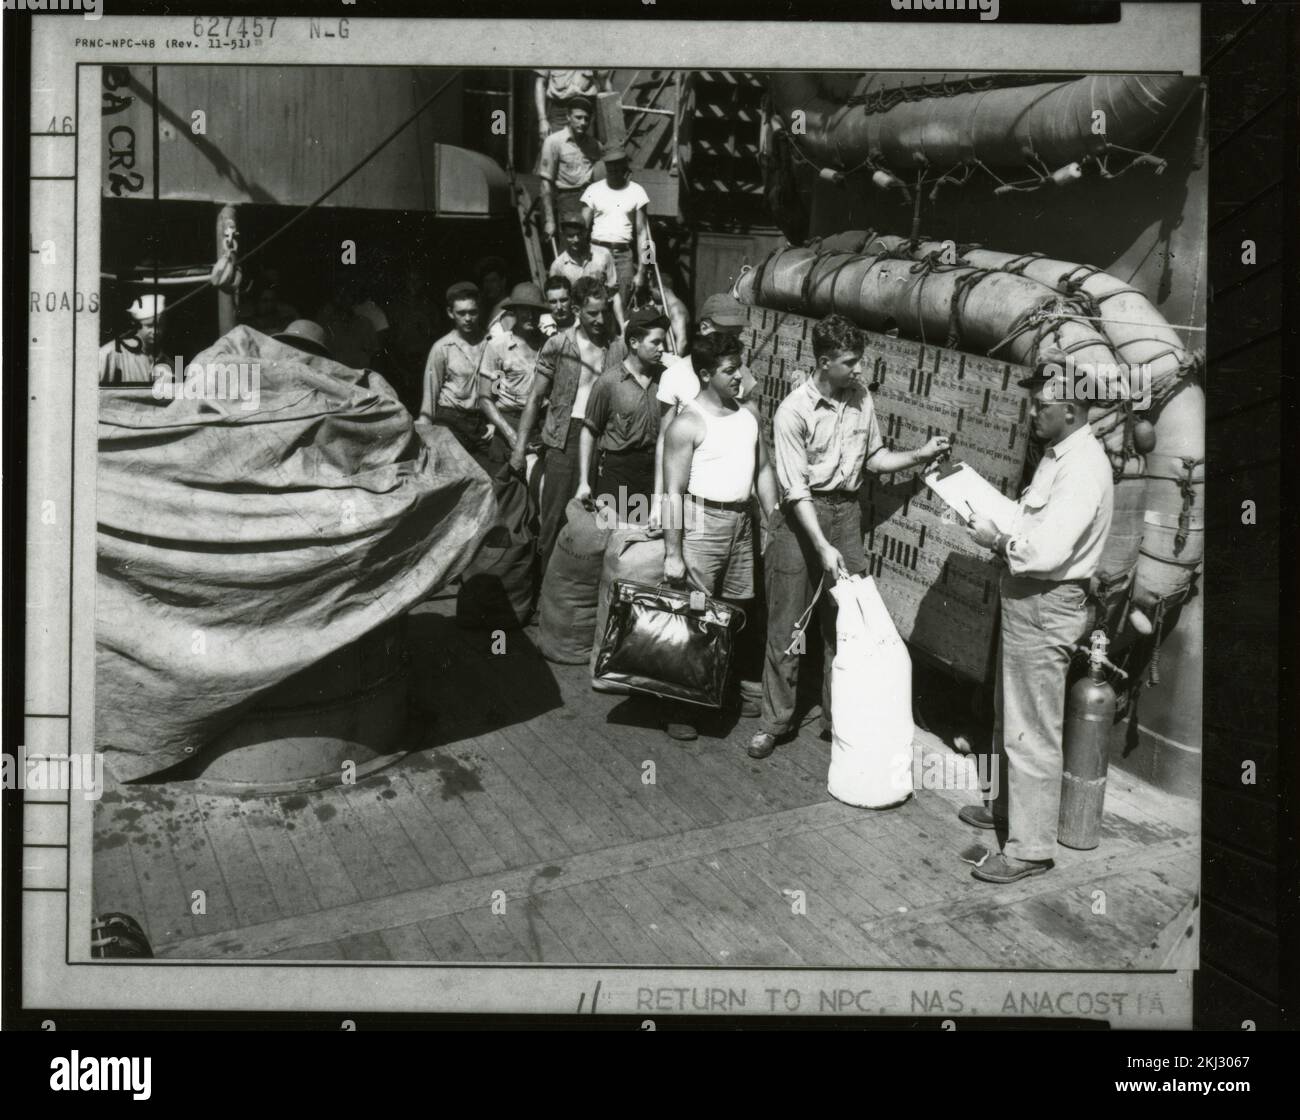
[96, 326, 496, 781]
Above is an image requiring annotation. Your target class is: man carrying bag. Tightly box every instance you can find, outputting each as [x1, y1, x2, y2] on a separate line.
[656, 333, 779, 741]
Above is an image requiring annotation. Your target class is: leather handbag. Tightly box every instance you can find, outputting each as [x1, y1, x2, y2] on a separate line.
[593, 579, 745, 707]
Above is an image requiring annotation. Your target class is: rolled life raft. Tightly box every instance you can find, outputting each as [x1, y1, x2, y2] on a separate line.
[767, 73, 1201, 183]
[735, 237, 1203, 634]
[889, 238, 1204, 629]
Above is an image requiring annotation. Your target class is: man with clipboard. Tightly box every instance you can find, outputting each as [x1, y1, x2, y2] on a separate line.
[961, 352, 1114, 883]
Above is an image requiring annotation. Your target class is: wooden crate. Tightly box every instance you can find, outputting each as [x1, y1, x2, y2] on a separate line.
[741, 306, 1031, 684]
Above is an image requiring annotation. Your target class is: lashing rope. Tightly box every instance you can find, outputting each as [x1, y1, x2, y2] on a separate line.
[946, 268, 992, 350]
[784, 576, 826, 656]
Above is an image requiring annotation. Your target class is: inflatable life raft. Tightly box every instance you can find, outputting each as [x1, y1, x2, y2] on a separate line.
[734, 238, 1203, 632]
[768, 73, 1202, 180]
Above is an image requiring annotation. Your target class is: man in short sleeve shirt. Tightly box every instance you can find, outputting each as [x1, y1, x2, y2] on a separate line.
[535, 69, 610, 136]
[749, 314, 950, 760]
[580, 148, 651, 309]
[420, 281, 490, 464]
[538, 97, 602, 242]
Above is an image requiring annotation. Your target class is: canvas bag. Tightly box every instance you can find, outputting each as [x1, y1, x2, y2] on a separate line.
[538, 498, 614, 663]
[827, 575, 914, 808]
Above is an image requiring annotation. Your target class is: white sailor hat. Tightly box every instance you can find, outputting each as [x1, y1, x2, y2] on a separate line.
[127, 293, 166, 322]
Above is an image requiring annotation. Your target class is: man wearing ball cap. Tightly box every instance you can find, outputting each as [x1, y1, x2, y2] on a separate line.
[960, 347, 1115, 884]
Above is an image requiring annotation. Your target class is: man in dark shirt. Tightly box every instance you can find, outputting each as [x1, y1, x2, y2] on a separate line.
[512, 276, 625, 569]
[577, 310, 668, 526]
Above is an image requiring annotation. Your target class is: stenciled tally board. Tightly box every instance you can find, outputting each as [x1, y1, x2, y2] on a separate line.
[741, 305, 1032, 683]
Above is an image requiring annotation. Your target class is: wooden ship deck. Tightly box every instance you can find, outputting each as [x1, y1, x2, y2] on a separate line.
[93, 595, 1199, 970]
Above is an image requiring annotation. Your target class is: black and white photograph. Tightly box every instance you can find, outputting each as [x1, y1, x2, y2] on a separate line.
[11, 1, 1291, 1036]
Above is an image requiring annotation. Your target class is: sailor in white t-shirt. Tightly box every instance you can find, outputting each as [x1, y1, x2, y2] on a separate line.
[650, 293, 758, 529]
[580, 145, 650, 309]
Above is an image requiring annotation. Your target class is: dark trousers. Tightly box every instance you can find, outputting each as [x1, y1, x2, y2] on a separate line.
[760, 496, 868, 737]
[435, 407, 492, 472]
[538, 419, 589, 572]
[485, 407, 525, 471]
[595, 447, 655, 526]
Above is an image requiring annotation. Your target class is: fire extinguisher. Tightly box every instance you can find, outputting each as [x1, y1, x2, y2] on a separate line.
[1058, 630, 1128, 850]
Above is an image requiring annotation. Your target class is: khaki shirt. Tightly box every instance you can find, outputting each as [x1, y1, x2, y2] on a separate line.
[550, 245, 618, 291]
[537, 69, 606, 102]
[481, 331, 540, 412]
[539, 126, 602, 192]
[421, 330, 487, 419]
[772, 376, 885, 503]
[1006, 423, 1115, 582]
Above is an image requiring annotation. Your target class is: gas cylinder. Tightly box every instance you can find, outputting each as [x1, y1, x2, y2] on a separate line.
[1058, 631, 1121, 850]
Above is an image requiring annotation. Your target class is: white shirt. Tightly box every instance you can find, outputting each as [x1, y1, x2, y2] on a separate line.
[581, 179, 650, 245]
[656, 353, 758, 410]
[1006, 423, 1115, 582]
[685, 402, 759, 503]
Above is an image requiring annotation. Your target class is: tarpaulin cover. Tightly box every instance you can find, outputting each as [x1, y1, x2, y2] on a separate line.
[96, 326, 495, 781]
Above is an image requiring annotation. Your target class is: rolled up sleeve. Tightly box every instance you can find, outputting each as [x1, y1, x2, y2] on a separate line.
[538, 135, 559, 182]
[863, 398, 886, 463]
[583, 377, 612, 435]
[773, 404, 812, 503]
[535, 334, 561, 386]
[420, 341, 445, 422]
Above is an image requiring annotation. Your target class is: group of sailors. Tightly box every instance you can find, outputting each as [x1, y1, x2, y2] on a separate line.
[97, 63, 1117, 885]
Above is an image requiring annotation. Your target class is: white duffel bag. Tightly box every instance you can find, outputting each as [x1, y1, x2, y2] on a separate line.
[826, 574, 914, 808]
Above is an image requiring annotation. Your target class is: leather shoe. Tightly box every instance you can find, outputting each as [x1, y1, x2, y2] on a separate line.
[747, 731, 777, 759]
[971, 852, 1052, 883]
[958, 804, 996, 830]
[666, 722, 697, 742]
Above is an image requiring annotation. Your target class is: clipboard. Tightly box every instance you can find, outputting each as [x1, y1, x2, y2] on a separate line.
[923, 460, 1020, 535]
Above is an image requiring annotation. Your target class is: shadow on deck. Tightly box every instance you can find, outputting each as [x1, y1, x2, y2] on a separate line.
[94, 598, 1200, 970]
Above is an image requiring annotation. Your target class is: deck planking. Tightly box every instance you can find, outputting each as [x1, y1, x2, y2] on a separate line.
[94, 600, 1199, 969]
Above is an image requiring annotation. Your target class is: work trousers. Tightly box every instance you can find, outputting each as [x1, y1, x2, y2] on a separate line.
[663, 500, 764, 731]
[595, 446, 655, 526]
[992, 573, 1091, 862]
[759, 496, 867, 737]
[485, 407, 526, 472]
[537, 419, 590, 572]
[594, 240, 636, 307]
[434, 407, 492, 473]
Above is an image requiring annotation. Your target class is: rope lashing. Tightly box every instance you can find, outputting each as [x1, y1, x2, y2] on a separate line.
[998, 252, 1046, 277]
[946, 268, 992, 350]
[784, 576, 826, 656]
